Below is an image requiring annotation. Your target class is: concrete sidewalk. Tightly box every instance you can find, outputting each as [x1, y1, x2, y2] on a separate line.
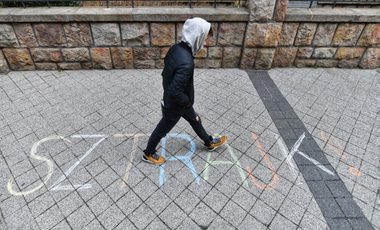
[0, 68, 378, 229]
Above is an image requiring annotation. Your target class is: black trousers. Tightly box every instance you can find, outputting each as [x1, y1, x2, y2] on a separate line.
[145, 105, 213, 156]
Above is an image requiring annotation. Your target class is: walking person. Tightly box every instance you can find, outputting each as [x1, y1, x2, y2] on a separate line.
[142, 17, 227, 164]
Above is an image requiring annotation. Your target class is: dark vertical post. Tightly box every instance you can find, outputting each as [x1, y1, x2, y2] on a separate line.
[132, 0, 134, 7]
[22, 1, 25, 8]
[214, 0, 216, 8]
[106, 0, 109, 8]
[190, 0, 192, 8]
[47, 1, 50, 7]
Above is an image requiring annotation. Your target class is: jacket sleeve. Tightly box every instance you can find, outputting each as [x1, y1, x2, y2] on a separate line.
[167, 63, 193, 107]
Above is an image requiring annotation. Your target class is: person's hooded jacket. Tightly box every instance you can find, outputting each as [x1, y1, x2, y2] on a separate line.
[161, 17, 211, 112]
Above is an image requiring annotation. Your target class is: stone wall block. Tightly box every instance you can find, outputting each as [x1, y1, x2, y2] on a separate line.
[0, 24, 19, 47]
[255, 49, 275, 70]
[359, 48, 380, 69]
[62, 48, 90, 62]
[91, 23, 121, 47]
[205, 59, 222, 68]
[195, 48, 207, 59]
[245, 23, 282, 48]
[296, 47, 313, 58]
[13, 23, 38, 47]
[279, 23, 299, 46]
[222, 47, 241, 68]
[121, 23, 149, 47]
[90, 48, 112, 70]
[274, 0, 289, 22]
[332, 23, 365, 46]
[3, 48, 35, 70]
[357, 24, 380, 47]
[58, 63, 81, 70]
[312, 48, 337, 59]
[177, 23, 184, 43]
[312, 23, 338, 47]
[240, 48, 257, 69]
[335, 48, 366, 59]
[208, 47, 223, 59]
[111, 47, 133, 69]
[161, 47, 170, 59]
[294, 23, 317, 46]
[338, 60, 360, 69]
[206, 23, 218, 47]
[34, 23, 66, 47]
[82, 62, 92, 69]
[294, 59, 316, 68]
[272, 47, 297, 67]
[63, 23, 93, 47]
[135, 60, 155, 69]
[151, 23, 175, 47]
[31, 48, 62, 62]
[316, 60, 338, 68]
[156, 60, 165, 69]
[134, 48, 160, 60]
[217, 22, 246, 46]
[248, 0, 276, 22]
[35, 63, 57, 70]
[0, 50, 10, 73]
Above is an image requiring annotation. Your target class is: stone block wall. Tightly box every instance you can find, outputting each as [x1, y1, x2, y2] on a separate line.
[0, 7, 379, 72]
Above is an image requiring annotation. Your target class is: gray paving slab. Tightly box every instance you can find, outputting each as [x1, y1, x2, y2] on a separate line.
[0, 68, 378, 230]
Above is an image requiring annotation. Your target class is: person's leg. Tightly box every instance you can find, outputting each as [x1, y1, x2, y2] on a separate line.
[145, 106, 181, 156]
[182, 107, 213, 146]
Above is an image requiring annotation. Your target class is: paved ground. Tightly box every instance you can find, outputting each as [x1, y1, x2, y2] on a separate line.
[0, 68, 378, 230]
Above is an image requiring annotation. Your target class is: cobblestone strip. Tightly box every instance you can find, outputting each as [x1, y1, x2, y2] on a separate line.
[247, 71, 374, 230]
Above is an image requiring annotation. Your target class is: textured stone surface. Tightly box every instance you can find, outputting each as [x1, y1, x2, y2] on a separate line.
[57, 63, 81, 70]
[31, 48, 62, 62]
[240, 48, 257, 69]
[359, 48, 380, 69]
[335, 48, 366, 59]
[195, 59, 222, 68]
[245, 23, 282, 48]
[222, 47, 241, 68]
[247, 0, 276, 22]
[208, 47, 223, 59]
[161, 48, 170, 59]
[217, 22, 246, 46]
[294, 59, 316, 67]
[35, 63, 57, 70]
[274, 0, 289, 22]
[294, 23, 318, 46]
[111, 47, 133, 69]
[151, 23, 175, 47]
[13, 23, 38, 48]
[82, 62, 92, 69]
[312, 48, 337, 59]
[338, 60, 360, 68]
[121, 23, 149, 47]
[296, 47, 314, 58]
[0, 50, 9, 73]
[272, 47, 297, 67]
[74, 7, 133, 21]
[62, 48, 90, 62]
[357, 24, 380, 47]
[90, 48, 112, 70]
[332, 23, 365, 46]
[156, 60, 165, 69]
[206, 23, 218, 47]
[176, 23, 184, 43]
[135, 60, 155, 69]
[316, 60, 338, 68]
[3, 49, 35, 70]
[255, 49, 275, 70]
[63, 23, 93, 47]
[312, 23, 338, 47]
[195, 48, 207, 59]
[134, 48, 160, 60]
[279, 23, 299, 46]
[0, 24, 19, 47]
[33, 23, 66, 47]
[91, 23, 121, 46]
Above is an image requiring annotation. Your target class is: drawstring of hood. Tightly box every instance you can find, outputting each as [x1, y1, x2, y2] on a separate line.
[181, 17, 211, 57]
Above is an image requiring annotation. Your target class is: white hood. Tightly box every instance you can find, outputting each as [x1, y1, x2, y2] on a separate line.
[181, 17, 211, 57]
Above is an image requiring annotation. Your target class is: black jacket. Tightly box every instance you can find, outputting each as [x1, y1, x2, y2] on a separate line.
[161, 42, 194, 112]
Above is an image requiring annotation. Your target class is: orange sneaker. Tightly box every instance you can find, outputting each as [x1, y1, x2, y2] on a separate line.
[206, 136, 227, 151]
[142, 152, 165, 164]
